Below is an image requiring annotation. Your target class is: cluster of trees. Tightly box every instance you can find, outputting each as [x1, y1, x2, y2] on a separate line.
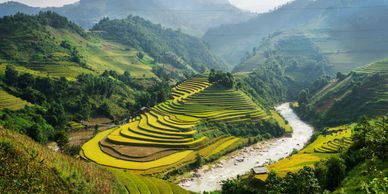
[1, 65, 173, 144]
[218, 116, 387, 194]
[0, 12, 85, 63]
[208, 69, 235, 88]
[92, 16, 225, 72]
[195, 119, 285, 140]
[243, 61, 289, 105]
[296, 70, 387, 127]
[60, 40, 87, 68]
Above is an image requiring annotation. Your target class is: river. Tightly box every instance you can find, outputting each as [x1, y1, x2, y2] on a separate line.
[179, 103, 314, 193]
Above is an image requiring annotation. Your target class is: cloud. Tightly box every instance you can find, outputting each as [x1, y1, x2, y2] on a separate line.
[0, 0, 79, 7]
[229, 0, 294, 13]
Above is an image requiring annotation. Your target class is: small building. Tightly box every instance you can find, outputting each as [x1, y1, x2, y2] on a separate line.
[140, 106, 150, 113]
[252, 166, 269, 175]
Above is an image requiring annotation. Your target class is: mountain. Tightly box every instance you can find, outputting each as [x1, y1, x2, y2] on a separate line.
[92, 16, 226, 71]
[0, 0, 253, 36]
[0, 11, 224, 78]
[296, 59, 388, 126]
[204, 0, 388, 71]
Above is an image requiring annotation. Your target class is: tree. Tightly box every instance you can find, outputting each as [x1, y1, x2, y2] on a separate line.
[17, 73, 35, 89]
[193, 153, 204, 168]
[4, 65, 18, 85]
[45, 102, 67, 128]
[53, 130, 69, 149]
[137, 52, 144, 59]
[325, 157, 346, 191]
[266, 167, 321, 194]
[336, 72, 347, 81]
[27, 124, 45, 143]
[298, 89, 310, 104]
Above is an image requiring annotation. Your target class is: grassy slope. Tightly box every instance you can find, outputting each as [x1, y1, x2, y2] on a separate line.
[0, 89, 30, 110]
[47, 28, 157, 78]
[1, 26, 157, 79]
[0, 127, 191, 194]
[334, 160, 388, 194]
[308, 60, 388, 125]
[0, 127, 126, 193]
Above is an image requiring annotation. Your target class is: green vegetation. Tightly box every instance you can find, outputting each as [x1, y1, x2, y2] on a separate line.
[81, 76, 287, 175]
[0, 127, 192, 193]
[296, 60, 388, 127]
[0, 89, 30, 110]
[208, 69, 235, 88]
[92, 16, 225, 72]
[0, 127, 127, 193]
[0, 10, 230, 83]
[219, 116, 387, 194]
[0, 65, 173, 145]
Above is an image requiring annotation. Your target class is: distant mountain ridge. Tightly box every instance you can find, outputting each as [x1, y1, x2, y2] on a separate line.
[0, 0, 253, 36]
[204, 0, 388, 71]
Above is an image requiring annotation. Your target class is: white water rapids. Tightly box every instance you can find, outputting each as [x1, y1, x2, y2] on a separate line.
[179, 103, 314, 193]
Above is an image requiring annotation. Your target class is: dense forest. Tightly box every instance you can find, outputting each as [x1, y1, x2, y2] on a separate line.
[92, 16, 226, 72]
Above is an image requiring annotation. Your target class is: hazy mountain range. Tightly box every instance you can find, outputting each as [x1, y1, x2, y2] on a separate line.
[205, 0, 388, 72]
[0, 0, 253, 36]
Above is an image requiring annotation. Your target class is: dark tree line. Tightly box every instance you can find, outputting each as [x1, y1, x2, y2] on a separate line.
[1, 65, 172, 144]
[208, 69, 235, 88]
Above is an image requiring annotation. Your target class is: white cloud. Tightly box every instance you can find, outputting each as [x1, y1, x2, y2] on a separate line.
[229, 0, 294, 13]
[0, 0, 79, 7]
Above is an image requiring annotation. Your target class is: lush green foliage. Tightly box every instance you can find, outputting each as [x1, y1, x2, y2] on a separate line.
[208, 69, 235, 88]
[0, 12, 85, 65]
[220, 116, 387, 194]
[296, 61, 388, 127]
[1, 66, 173, 144]
[195, 119, 285, 139]
[0, 128, 127, 194]
[92, 16, 225, 72]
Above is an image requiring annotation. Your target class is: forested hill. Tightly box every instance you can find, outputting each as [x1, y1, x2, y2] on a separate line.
[204, 0, 388, 72]
[296, 59, 388, 127]
[0, 0, 253, 36]
[92, 16, 226, 71]
[0, 12, 223, 77]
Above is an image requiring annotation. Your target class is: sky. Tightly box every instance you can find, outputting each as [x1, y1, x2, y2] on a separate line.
[0, 0, 294, 12]
[230, 0, 294, 13]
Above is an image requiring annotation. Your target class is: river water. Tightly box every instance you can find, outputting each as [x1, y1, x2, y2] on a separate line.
[179, 103, 314, 193]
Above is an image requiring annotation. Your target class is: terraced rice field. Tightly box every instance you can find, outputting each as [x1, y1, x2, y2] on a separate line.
[257, 125, 353, 180]
[82, 76, 270, 174]
[0, 89, 30, 110]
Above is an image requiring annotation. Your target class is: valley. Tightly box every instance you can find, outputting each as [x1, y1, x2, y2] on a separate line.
[180, 103, 313, 192]
[80, 76, 276, 174]
[0, 1, 387, 194]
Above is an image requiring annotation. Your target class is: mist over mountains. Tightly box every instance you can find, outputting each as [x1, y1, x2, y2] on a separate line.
[205, 0, 388, 72]
[0, 0, 253, 36]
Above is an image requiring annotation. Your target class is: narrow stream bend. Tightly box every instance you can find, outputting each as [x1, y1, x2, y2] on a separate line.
[179, 103, 314, 192]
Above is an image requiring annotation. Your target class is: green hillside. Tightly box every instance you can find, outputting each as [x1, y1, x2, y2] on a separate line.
[0, 12, 223, 80]
[92, 16, 226, 71]
[81, 76, 287, 175]
[0, 12, 184, 79]
[0, 127, 190, 193]
[296, 59, 388, 126]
